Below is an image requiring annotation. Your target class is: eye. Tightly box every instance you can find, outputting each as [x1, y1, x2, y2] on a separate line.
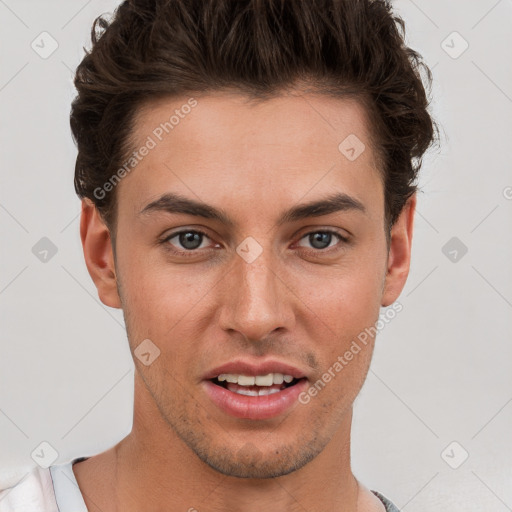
[159, 228, 349, 258]
[161, 229, 215, 254]
[296, 230, 348, 251]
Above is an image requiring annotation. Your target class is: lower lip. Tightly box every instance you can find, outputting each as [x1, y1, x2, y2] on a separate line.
[202, 379, 308, 420]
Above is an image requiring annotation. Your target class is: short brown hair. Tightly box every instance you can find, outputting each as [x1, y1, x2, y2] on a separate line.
[71, 0, 438, 236]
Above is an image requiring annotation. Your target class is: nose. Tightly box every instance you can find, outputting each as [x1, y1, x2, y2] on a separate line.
[217, 245, 295, 343]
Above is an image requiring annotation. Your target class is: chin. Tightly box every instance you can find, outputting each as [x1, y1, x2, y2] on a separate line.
[195, 440, 320, 479]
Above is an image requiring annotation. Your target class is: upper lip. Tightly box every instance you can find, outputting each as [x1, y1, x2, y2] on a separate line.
[203, 359, 307, 380]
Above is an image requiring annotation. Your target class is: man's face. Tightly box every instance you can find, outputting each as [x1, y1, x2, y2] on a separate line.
[97, 91, 408, 478]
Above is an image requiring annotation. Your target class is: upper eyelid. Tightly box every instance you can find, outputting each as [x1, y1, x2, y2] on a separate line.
[297, 230, 347, 242]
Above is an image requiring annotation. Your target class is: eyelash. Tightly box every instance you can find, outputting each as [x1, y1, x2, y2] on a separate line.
[159, 228, 349, 258]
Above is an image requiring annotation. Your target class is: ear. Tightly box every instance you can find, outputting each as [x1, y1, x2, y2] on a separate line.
[381, 193, 416, 307]
[80, 198, 122, 309]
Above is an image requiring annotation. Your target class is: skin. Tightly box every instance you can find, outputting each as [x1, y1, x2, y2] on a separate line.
[75, 90, 415, 512]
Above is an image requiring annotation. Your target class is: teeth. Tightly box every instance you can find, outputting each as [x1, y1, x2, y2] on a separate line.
[255, 374, 273, 386]
[273, 373, 284, 384]
[230, 387, 283, 397]
[237, 375, 255, 386]
[258, 387, 281, 396]
[234, 388, 259, 396]
[216, 373, 296, 386]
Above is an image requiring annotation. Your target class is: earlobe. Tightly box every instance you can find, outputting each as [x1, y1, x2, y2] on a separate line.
[80, 198, 122, 309]
[381, 193, 416, 307]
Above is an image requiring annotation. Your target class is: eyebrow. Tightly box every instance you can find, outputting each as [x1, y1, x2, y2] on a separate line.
[139, 191, 367, 227]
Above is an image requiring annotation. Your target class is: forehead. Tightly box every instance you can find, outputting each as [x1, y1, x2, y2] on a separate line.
[118, 91, 383, 223]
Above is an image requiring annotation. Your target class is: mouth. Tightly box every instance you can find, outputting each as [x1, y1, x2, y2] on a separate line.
[203, 369, 309, 420]
[210, 373, 306, 396]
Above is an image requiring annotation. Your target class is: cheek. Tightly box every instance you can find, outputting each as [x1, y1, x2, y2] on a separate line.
[298, 257, 384, 332]
[290, 252, 385, 387]
[299, 272, 380, 414]
[117, 247, 221, 339]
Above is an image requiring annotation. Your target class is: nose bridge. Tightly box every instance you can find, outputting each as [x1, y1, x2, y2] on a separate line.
[219, 238, 293, 340]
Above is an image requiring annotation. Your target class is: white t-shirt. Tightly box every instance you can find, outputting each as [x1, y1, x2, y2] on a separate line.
[0, 457, 88, 512]
[0, 457, 400, 511]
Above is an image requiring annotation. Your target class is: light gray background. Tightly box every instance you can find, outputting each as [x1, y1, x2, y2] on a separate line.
[1, 1, 511, 510]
